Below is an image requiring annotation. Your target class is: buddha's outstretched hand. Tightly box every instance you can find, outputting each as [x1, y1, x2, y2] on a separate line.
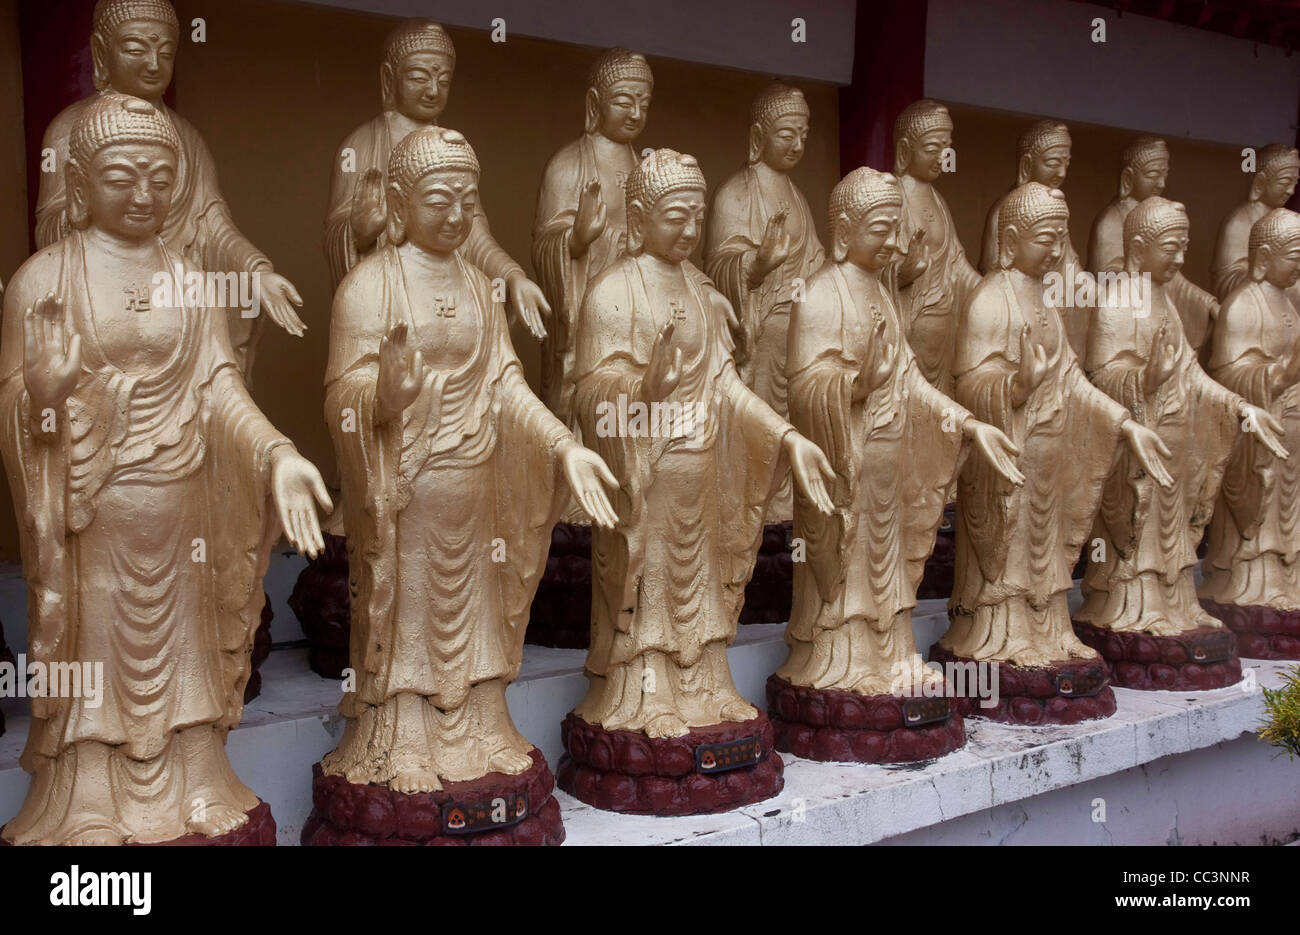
[271, 446, 332, 559]
[785, 432, 836, 515]
[642, 321, 682, 402]
[557, 438, 620, 529]
[377, 323, 426, 422]
[963, 419, 1024, 487]
[1121, 419, 1174, 489]
[506, 270, 549, 341]
[1240, 401, 1289, 460]
[571, 179, 607, 260]
[260, 271, 307, 337]
[23, 292, 81, 414]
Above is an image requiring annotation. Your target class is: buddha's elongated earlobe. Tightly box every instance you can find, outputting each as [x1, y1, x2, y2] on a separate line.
[380, 63, 395, 111]
[1250, 244, 1270, 282]
[584, 88, 601, 135]
[747, 125, 764, 167]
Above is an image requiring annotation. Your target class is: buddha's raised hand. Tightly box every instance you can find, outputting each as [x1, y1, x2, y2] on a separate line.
[1143, 321, 1178, 394]
[556, 438, 620, 530]
[896, 229, 928, 287]
[571, 179, 607, 259]
[505, 270, 549, 342]
[376, 322, 426, 421]
[1012, 324, 1050, 406]
[270, 446, 332, 559]
[349, 169, 388, 251]
[260, 271, 307, 337]
[854, 316, 896, 399]
[750, 210, 791, 287]
[22, 293, 82, 414]
[641, 320, 682, 403]
[784, 432, 836, 515]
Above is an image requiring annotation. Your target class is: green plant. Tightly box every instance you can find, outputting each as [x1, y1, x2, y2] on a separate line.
[1260, 664, 1300, 760]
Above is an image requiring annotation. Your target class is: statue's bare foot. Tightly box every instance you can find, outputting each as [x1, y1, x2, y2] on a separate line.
[187, 804, 249, 837]
[390, 768, 443, 794]
[719, 698, 758, 722]
[644, 712, 689, 738]
[65, 826, 124, 846]
[486, 749, 534, 775]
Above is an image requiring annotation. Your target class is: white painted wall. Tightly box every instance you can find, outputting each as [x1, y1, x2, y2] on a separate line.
[925, 0, 1300, 146]
[303, 0, 857, 83]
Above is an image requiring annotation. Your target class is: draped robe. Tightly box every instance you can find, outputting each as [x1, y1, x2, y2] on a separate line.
[320, 245, 569, 785]
[0, 233, 286, 844]
[324, 113, 522, 292]
[897, 179, 980, 393]
[531, 133, 639, 426]
[705, 165, 825, 522]
[1199, 281, 1300, 610]
[1088, 197, 1220, 353]
[36, 94, 274, 374]
[1075, 285, 1241, 635]
[942, 270, 1128, 668]
[780, 263, 968, 694]
[571, 255, 792, 732]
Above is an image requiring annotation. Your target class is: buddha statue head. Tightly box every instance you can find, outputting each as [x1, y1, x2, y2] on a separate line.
[893, 99, 952, 183]
[584, 48, 653, 143]
[625, 148, 706, 263]
[747, 82, 810, 170]
[90, 0, 179, 99]
[380, 19, 456, 124]
[1123, 196, 1189, 285]
[1248, 207, 1300, 289]
[385, 125, 480, 254]
[1017, 120, 1071, 188]
[1118, 136, 1169, 202]
[66, 92, 180, 241]
[828, 167, 903, 271]
[997, 182, 1069, 277]
[1249, 144, 1300, 209]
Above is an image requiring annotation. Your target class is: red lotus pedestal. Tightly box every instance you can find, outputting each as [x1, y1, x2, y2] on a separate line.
[765, 675, 965, 763]
[928, 645, 1117, 725]
[1074, 620, 1243, 690]
[1201, 599, 1300, 661]
[301, 748, 564, 846]
[557, 712, 784, 816]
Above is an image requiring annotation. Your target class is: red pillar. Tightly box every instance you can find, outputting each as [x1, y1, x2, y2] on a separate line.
[838, 0, 929, 176]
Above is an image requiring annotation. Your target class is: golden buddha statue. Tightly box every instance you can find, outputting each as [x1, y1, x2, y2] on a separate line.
[533, 48, 653, 429]
[770, 168, 1022, 763]
[979, 120, 1089, 355]
[1200, 207, 1300, 661]
[35, 0, 308, 379]
[1, 94, 331, 845]
[933, 183, 1173, 724]
[305, 127, 618, 846]
[325, 19, 547, 341]
[1087, 136, 1219, 352]
[891, 99, 980, 393]
[704, 82, 826, 522]
[558, 149, 835, 815]
[1211, 143, 1300, 301]
[1074, 197, 1285, 689]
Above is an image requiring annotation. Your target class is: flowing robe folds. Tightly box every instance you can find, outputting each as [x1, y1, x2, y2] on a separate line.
[321, 247, 569, 785]
[532, 134, 638, 425]
[942, 271, 1128, 668]
[1089, 199, 1220, 352]
[897, 184, 980, 393]
[705, 166, 824, 523]
[324, 113, 522, 291]
[1076, 292, 1240, 635]
[0, 234, 287, 844]
[780, 264, 968, 694]
[571, 256, 792, 732]
[36, 96, 273, 371]
[1199, 283, 1300, 610]
[980, 192, 1090, 356]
